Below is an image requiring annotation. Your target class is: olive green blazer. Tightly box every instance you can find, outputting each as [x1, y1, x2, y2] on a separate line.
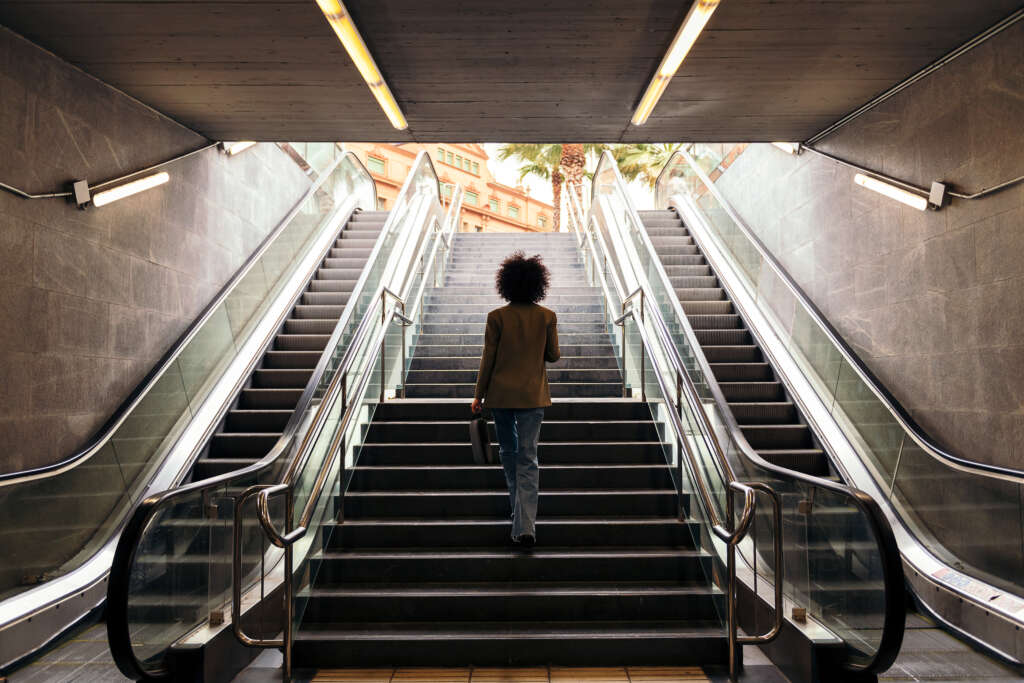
[474, 303, 561, 408]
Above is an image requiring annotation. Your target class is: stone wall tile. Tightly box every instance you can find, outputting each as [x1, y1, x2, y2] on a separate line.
[0, 282, 49, 353]
[129, 258, 181, 316]
[34, 229, 131, 305]
[923, 226, 976, 293]
[48, 291, 110, 355]
[975, 206, 1024, 283]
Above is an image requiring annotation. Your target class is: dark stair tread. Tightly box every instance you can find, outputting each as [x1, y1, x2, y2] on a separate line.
[304, 582, 720, 597]
[297, 621, 725, 639]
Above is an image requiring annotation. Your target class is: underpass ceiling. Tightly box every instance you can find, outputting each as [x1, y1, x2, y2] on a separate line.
[0, 1, 1018, 142]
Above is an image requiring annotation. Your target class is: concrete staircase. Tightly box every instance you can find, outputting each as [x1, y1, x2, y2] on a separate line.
[291, 232, 728, 668]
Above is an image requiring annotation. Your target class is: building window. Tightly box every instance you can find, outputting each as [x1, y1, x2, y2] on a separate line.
[446, 151, 454, 164]
[508, 205, 520, 219]
[472, 161, 480, 175]
[489, 198, 499, 212]
[441, 184, 453, 198]
[378, 197, 388, 210]
[463, 158, 470, 171]
[465, 191, 479, 205]
[474, 225, 483, 232]
[437, 147, 445, 160]
[538, 215, 547, 228]
[455, 155, 462, 168]
[366, 156, 385, 174]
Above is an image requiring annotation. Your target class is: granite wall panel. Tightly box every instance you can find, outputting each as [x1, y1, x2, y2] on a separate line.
[713, 22, 1024, 469]
[0, 27, 311, 473]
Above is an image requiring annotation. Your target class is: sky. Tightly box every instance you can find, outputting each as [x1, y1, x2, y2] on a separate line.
[481, 143, 655, 210]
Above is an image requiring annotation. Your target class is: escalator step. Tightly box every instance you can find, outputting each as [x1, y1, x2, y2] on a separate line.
[757, 449, 829, 475]
[263, 350, 322, 369]
[208, 433, 281, 459]
[687, 314, 743, 330]
[192, 457, 263, 479]
[330, 247, 373, 259]
[664, 265, 711, 277]
[240, 388, 304, 409]
[294, 304, 346, 319]
[675, 288, 725, 301]
[276, 334, 330, 351]
[741, 425, 812, 449]
[253, 368, 315, 389]
[225, 410, 293, 432]
[309, 280, 357, 293]
[709, 363, 773, 381]
[285, 319, 338, 335]
[727, 402, 796, 424]
[718, 382, 783, 401]
[303, 292, 351, 305]
[702, 345, 760, 362]
[318, 268, 365, 281]
[681, 301, 732, 315]
[660, 254, 705, 266]
[695, 329, 751, 345]
[669, 276, 717, 288]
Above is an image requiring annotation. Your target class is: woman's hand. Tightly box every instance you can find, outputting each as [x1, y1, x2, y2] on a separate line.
[471, 398, 483, 414]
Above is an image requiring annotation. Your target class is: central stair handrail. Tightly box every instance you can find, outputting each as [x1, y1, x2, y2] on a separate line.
[579, 152, 905, 674]
[565, 192, 783, 679]
[107, 152, 447, 680]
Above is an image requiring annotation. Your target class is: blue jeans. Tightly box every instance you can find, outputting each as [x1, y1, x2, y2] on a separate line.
[491, 408, 544, 539]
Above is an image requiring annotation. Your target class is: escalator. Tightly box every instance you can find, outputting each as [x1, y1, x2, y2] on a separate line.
[194, 210, 386, 480]
[586, 147, 1024, 678]
[0, 149, 409, 674]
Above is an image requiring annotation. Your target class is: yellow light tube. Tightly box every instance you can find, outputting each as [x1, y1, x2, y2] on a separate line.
[854, 173, 928, 211]
[632, 0, 721, 125]
[92, 172, 169, 208]
[315, 0, 408, 130]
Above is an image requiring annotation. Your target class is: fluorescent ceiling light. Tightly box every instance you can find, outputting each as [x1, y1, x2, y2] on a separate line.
[315, 0, 408, 130]
[771, 142, 799, 154]
[632, 0, 721, 126]
[854, 173, 928, 211]
[225, 141, 257, 156]
[92, 172, 170, 208]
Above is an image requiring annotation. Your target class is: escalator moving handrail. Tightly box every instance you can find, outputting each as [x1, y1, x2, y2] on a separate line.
[660, 147, 1024, 485]
[107, 152, 439, 680]
[0, 151, 357, 486]
[591, 151, 905, 673]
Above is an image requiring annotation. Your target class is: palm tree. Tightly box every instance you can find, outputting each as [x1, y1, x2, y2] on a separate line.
[611, 143, 684, 188]
[497, 144, 607, 230]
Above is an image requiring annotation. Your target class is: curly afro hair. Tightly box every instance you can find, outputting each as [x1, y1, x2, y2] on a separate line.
[495, 251, 550, 304]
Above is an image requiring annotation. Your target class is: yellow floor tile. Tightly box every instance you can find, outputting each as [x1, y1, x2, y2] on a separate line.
[470, 667, 549, 682]
[549, 667, 628, 682]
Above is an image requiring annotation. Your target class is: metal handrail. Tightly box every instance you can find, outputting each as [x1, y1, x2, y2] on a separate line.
[663, 147, 1024, 485]
[237, 189, 459, 679]
[587, 154, 906, 673]
[0, 152, 364, 487]
[107, 153, 438, 680]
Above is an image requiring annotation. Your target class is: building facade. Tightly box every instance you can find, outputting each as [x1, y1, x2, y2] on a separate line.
[345, 143, 554, 233]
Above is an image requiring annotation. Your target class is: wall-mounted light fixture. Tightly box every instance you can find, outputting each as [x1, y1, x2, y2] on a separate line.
[854, 173, 929, 211]
[631, 0, 721, 126]
[221, 141, 257, 156]
[315, 0, 408, 130]
[72, 172, 170, 209]
[771, 142, 801, 155]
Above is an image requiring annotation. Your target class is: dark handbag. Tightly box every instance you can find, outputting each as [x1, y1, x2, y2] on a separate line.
[469, 414, 491, 465]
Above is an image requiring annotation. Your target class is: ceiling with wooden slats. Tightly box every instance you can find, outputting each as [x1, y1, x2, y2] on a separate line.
[0, 1, 1018, 142]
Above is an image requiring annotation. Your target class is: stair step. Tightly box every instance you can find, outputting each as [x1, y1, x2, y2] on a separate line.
[357, 441, 666, 466]
[294, 621, 727, 667]
[343, 490, 682, 518]
[348, 464, 673, 490]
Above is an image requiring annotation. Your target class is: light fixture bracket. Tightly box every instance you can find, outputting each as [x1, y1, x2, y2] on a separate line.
[928, 181, 948, 210]
[72, 180, 91, 209]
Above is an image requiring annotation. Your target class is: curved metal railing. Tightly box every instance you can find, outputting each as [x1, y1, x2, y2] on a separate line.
[585, 151, 906, 673]
[0, 152, 376, 659]
[106, 152, 444, 680]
